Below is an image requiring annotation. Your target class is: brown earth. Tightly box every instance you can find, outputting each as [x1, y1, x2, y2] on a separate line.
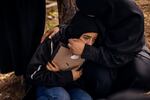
[0, 0, 150, 100]
[136, 0, 150, 49]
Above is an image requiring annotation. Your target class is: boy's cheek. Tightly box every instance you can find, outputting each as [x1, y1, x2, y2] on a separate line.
[80, 38, 93, 45]
[85, 40, 93, 45]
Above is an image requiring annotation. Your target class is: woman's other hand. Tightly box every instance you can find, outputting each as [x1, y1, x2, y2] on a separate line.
[41, 27, 59, 43]
[46, 61, 60, 72]
[68, 39, 85, 56]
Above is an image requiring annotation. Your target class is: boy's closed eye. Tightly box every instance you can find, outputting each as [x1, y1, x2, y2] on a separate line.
[80, 32, 98, 45]
[82, 34, 92, 40]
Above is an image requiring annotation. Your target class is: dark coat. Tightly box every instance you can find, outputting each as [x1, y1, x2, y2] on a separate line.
[0, 0, 45, 75]
[76, 0, 145, 68]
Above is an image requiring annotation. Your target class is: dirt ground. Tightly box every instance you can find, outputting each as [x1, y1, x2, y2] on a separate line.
[136, 0, 150, 48]
[0, 0, 150, 100]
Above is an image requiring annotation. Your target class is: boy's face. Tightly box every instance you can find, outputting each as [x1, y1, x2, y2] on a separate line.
[80, 32, 98, 45]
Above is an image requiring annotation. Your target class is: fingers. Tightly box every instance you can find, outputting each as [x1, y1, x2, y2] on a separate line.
[72, 65, 81, 70]
[76, 68, 83, 75]
[46, 62, 60, 72]
[78, 69, 83, 76]
[41, 30, 52, 43]
[51, 61, 59, 68]
[41, 27, 59, 43]
[48, 27, 60, 39]
[72, 68, 83, 80]
[68, 39, 78, 49]
[68, 43, 72, 49]
[68, 38, 85, 55]
[68, 39, 78, 44]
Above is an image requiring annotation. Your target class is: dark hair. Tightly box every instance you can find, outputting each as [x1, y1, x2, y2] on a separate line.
[68, 12, 99, 38]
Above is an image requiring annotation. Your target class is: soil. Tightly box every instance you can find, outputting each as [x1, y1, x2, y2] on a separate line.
[0, 0, 150, 100]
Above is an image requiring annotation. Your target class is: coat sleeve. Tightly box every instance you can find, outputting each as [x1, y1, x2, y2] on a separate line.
[81, 0, 145, 68]
[26, 37, 73, 87]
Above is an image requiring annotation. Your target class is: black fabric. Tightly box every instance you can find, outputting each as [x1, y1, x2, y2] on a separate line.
[107, 90, 150, 100]
[79, 64, 114, 99]
[0, 0, 45, 75]
[68, 12, 99, 38]
[26, 28, 73, 87]
[76, 0, 145, 68]
[134, 46, 150, 80]
[76, 0, 109, 16]
[23, 85, 36, 100]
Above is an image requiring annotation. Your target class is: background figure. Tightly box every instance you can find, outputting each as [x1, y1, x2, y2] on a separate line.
[0, 0, 45, 75]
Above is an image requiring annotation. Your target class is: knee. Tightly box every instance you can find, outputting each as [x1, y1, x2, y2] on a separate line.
[83, 67, 113, 98]
[69, 88, 92, 100]
[95, 73, 112, 96]
[89, 69, 112, 97]
[45, 87, 70, 100]
[135, 56, 150, 80]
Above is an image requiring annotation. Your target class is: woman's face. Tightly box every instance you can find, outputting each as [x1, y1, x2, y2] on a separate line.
[80, 32, 98, 45]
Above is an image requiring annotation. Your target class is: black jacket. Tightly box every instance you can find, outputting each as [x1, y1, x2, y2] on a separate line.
[0, 0, 45, 75]
[26, 26, 74, 87]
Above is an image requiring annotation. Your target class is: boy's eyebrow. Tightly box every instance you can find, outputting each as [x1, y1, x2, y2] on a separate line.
[82, 34, 92, 39]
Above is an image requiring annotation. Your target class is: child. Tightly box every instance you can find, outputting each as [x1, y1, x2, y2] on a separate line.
[26, 13, 99, 100]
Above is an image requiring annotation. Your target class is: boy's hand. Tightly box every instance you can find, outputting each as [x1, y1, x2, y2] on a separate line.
[68, 39, 85, 56]
[41, 27, 59, 43]
[46, 61, 60, 72]
[72, 68, 82, 81]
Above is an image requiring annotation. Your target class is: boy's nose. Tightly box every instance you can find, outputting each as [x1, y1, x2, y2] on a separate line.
[86, 39, 93, 45]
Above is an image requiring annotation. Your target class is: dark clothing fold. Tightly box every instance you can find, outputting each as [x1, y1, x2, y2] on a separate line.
[76, 0, 145, 98]
[26, 37, 73, 87]
[0, 0, 45, 75]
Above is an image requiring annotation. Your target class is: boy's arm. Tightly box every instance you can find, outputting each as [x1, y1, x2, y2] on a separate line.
[26, 38, 73, 87]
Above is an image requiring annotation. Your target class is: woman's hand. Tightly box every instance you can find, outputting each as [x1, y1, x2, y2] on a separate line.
[72, 68, 82, 81]
[41, 27, 59, 43]
[46, 61, 60, 72]
[68, 39, 85, 56]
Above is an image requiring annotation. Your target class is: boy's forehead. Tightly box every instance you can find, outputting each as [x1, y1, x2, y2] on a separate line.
[81, 32, 97, 36]
[79, 32, 98, 39]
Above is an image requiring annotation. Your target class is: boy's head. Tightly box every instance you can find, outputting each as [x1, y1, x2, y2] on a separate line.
[69, 12, 99, 39]
[80, 32, 97, 45]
